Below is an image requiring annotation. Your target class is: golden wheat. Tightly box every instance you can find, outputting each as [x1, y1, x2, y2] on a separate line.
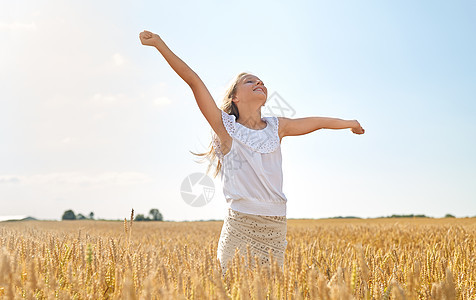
[0, 217, 474, 299]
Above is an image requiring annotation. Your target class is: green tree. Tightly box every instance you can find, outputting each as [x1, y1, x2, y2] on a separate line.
[89, 212, 95, 219]
[77, 214, 86, 220]
[62, 210, 76, 220]
[135, 214, 150, 221]
[149, 208, 163, 221]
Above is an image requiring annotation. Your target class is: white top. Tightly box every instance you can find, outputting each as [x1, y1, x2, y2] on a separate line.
[211, 110, 287, 216]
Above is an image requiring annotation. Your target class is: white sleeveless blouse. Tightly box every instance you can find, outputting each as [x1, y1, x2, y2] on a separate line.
[211, 110, 287, 216]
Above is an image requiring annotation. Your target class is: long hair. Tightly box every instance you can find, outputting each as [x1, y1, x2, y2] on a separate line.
[190, 72, 252, 178]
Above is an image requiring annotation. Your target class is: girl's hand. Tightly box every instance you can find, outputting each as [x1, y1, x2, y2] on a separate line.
[139, 30, 162, 47]
[351, 120, 365, 134]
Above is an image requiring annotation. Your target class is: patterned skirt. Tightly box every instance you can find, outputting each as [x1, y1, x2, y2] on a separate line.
[217, 208, 287, 274]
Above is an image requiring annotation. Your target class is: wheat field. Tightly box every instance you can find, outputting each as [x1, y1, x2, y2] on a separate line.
[0, 216, 475, 299]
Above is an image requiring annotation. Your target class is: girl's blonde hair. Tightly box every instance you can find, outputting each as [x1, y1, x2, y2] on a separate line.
[190, 72, 251, 178]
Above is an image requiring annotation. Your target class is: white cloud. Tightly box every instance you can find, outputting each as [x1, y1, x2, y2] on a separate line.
[93, 113, 106, 120]
[92, 93, 120, 103]
[0, 22, 37, 31]
[0, 172, 154, 187]
[112, 53, 125, 66]
[153, 96, 172, 107]
[0, 176, 21, 184]
[90, 93, 129, 106]
[61, 137, 77, 144]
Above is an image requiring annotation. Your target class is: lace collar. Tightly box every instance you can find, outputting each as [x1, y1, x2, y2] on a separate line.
[221, 110, 280, 154]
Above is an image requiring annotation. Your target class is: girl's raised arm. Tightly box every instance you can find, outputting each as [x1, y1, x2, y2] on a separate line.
[139, 30, 231, 144]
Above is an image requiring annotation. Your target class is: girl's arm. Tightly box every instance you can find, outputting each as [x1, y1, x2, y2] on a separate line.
[278, 116, 365, 139]
[139, 30, 232, 145]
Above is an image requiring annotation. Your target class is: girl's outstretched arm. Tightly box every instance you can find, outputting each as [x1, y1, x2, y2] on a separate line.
[278, 116, 365, 139]
[139, 30, 232, 146]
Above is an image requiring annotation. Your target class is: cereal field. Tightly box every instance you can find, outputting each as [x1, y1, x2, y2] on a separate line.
[0, 216, 475, 299]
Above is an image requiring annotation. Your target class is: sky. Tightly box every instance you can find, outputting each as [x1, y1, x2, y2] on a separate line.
[1, 0, 475, 221]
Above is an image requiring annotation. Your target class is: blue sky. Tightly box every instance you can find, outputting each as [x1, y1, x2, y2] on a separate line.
[1, 0, 475, 221]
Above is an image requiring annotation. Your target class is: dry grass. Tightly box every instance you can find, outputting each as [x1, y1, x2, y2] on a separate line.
[0, 217, 475, 299]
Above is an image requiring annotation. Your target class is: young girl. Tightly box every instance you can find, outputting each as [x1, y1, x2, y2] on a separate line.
[139, 30, 365, 274]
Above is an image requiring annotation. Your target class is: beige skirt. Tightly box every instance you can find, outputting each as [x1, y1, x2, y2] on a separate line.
[217, 208, 287, 274]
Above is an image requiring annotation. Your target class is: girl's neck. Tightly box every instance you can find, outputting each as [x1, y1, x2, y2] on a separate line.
[236, 109, 265, 130]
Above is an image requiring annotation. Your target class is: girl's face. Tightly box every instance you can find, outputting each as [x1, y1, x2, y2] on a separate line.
[233, 75, 267, 106]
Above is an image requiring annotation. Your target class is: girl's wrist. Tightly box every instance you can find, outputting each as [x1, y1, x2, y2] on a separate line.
[350, 120, 359, 129]
[153, 35, 165, 48]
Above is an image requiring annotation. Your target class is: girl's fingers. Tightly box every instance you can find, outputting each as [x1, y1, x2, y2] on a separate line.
[140, 30, 156, 40]
[140, 33, 152, 40]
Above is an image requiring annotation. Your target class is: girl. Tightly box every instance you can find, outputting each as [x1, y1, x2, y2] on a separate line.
[139, 30, 365, 274]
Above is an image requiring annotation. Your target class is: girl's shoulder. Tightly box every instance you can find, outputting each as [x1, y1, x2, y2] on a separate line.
[220, 110, 236, 135]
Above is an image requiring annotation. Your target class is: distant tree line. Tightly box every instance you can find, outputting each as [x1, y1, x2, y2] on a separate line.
[384, 214, 430, 218]
[134, 209, 163, 221]
[325, 214, 457, 219]
[381, 214, 454, 218]
[62, 210, 95, 220]
[61, 209, 163, 221]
